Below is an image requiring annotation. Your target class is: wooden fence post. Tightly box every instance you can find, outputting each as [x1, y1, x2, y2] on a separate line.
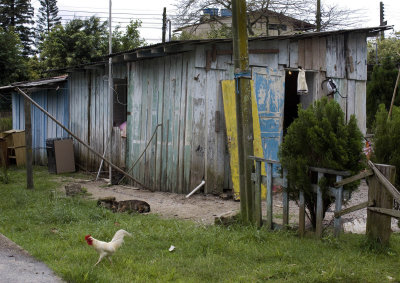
[24, 94, 34, 190]
[334, 175, 343, 237]
[266, 162, 273, 229]
[366, 164, 396, 246]
[254, 160, 262, 227]
[282, 169, 289, 227]
[299, 190, 305, 237]
[316, 172, 324, 238]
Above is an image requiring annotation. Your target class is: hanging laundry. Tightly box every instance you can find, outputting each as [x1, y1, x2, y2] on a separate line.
[297, 68, 308, 95]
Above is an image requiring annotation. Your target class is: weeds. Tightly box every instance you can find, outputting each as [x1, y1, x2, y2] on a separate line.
[0, 167, 400, 282]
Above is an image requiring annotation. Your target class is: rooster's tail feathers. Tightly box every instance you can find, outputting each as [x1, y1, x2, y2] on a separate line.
[111, 229, 132, 242]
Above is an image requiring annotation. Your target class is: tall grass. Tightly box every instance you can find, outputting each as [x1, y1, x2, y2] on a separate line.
[0, 117, 12, 132]
[0, 167, 399, 282]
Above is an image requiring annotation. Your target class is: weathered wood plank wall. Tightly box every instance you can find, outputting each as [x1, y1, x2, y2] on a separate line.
[124, 32, 368, 194]
[126, 47, 236, 194]
[69, 64, 126, 171]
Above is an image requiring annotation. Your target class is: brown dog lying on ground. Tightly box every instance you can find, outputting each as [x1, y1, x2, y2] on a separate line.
[97, 197, 150, 213]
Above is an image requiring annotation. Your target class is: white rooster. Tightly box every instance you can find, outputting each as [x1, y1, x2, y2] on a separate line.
[85, 229, 132, 266]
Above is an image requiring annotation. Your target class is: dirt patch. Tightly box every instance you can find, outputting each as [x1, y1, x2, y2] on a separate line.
[59, 178, 240, 225]
[58, 177, 399, 233]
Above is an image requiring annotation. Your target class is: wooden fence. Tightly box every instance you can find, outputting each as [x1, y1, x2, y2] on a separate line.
[250, 157, 399, 244]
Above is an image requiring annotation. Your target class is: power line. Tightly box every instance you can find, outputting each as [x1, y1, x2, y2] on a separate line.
[59, 5, 178, 13]
[59, 9, 176, 16]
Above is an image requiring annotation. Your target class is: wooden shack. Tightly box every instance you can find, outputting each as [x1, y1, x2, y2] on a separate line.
[5, 26, 387, 195]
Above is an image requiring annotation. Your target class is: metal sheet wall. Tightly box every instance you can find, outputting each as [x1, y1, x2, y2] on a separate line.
[11, 84, 69, 165]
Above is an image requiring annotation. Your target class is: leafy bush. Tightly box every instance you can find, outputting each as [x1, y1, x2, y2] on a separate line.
[279, 98, 365, 228]
[372, 104, 400, 187]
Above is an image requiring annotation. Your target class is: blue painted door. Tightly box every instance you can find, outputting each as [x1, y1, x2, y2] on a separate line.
[252, 67, 285, 176]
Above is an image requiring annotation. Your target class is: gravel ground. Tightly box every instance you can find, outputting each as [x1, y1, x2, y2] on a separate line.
[61, 177, 399, 233]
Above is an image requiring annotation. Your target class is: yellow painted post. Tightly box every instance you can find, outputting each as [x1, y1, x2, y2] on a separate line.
[221, 81, 266, 201]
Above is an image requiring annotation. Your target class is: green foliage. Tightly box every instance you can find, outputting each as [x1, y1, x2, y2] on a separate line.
[40, 16, 146, 70]
[206, 23, 232, 39]
[367, 32, 400, 66]
[279, 98, 365, 228]
[40, 17, 108, 69]
[367, 61, 399, 129]
[173, 23, 232, 41]
[0, 117, 12, 132]
[0, 27, 27, 85]
[0, 167, 400, 282]
[366, 32, 400, 129]
[0, 0, 34, 56]
[372, 104, 400, 187]
[112, 20, 146, 52]
[172, 30, 202, 41]
[35, 0, 61, 50]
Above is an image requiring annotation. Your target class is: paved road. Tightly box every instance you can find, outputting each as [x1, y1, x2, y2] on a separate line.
[0, 233, 64, 283]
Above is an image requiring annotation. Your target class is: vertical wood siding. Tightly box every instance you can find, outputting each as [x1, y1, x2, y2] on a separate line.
[11, 84, 69, 165]
[69, 64, 126, 171]
[127, 47, 235, 194]
[124, 35, 368, 194]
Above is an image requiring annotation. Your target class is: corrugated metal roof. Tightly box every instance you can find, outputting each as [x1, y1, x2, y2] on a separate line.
[0, 75, 68, 92]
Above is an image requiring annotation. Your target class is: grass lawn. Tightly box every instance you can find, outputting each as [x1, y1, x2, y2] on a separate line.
[1, 167, 400, 282]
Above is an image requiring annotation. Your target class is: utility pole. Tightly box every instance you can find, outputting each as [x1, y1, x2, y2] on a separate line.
[24, 92, 33, 189]
[162, 7, 167, 43]
[380, 1, 386, 40]
[316, 0, 321, 32]
[168, 19, 172, 42]
[108, 0, 113, 182]
[232, 0, 255, 224]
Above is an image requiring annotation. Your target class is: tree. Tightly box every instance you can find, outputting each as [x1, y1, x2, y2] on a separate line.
[40, 16, 108, 70]
[0, 27, 27, 85]
[366, 61, 399, 129]
[40, 16, 147, 70]
[36, 0, 61, 47]
[366, 32, 400, 129]
[279, 98, 364, 229]
[367, 31, 400, 66]
[112, 20, 146, 53]
[0, 0, 34, 56]
[373, 104, 400, 187]
[173, 0, 362, 38]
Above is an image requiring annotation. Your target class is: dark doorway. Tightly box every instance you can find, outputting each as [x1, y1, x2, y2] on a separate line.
[283, 70, 300, 134]
[113, 78, 128, 127]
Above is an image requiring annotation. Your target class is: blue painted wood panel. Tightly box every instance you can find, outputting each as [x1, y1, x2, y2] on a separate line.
[252, 67, 285, 176]
[11, 83, 69, 165]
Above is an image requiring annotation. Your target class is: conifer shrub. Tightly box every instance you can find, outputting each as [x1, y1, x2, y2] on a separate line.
[373, 104, 400, 187]
[279, 98, 365, 228]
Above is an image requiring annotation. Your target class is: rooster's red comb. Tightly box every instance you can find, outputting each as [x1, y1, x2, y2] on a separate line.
[85, 235, 91, 240]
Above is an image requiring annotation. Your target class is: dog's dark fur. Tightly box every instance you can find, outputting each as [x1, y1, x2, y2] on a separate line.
[97, 197, 150, 214]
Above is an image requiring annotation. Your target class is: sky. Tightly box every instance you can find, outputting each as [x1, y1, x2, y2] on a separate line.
[31, 0, 400, 44]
